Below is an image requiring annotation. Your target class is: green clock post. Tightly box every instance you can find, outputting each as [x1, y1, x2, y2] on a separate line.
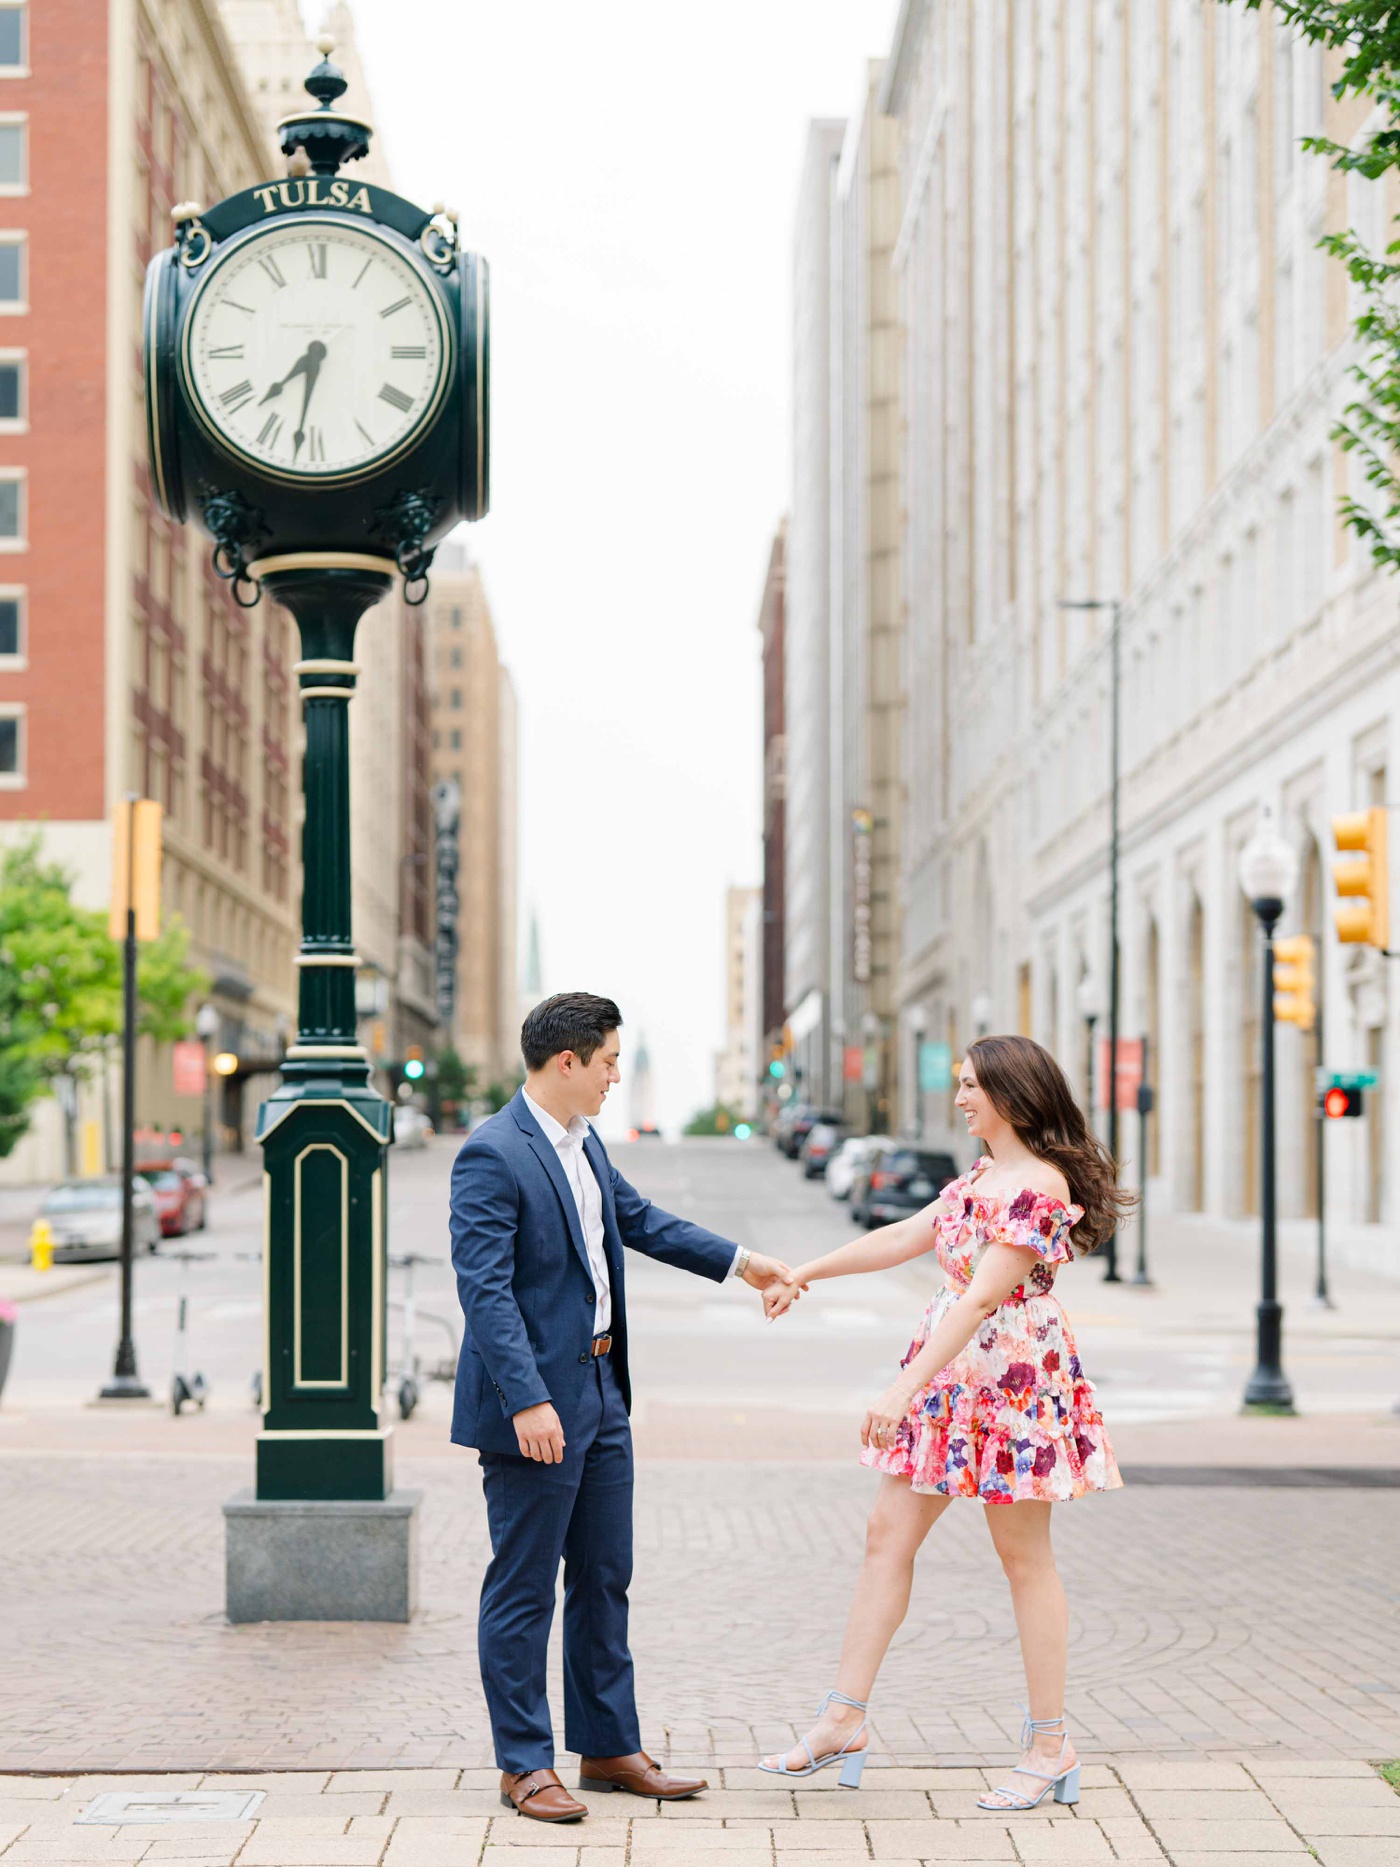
[143, 39, 488, 1620]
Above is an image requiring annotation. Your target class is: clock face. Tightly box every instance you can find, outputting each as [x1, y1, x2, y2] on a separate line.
[180, 217, 451, 482]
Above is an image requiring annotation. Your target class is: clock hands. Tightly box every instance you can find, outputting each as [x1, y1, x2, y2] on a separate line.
[258, 340, 328, 460]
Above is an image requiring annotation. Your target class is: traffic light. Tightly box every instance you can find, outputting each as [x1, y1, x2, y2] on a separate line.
[768, 1059, 784, 1079]
[403, 1045, 425, 1081]
[1332, 807, 1390, 948]
[1272, 935, 1315, 1031]
[1322, 1085, 1364, 1119]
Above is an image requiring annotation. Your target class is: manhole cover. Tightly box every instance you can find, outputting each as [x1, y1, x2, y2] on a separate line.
[78, 1790, 265, 1825]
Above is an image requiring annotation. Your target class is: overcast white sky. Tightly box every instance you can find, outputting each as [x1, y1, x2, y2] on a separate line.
[337, 0, 901, 1133]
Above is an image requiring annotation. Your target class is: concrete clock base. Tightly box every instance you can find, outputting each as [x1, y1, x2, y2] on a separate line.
[223, 1488, 421, 1623]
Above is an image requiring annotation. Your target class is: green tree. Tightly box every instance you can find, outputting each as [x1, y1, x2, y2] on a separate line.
[683, 1103, 739, 1136]
[0, 837, 208, 1160]
[1229, 1, 1400, 567]
[433, 1045, 474, 1107]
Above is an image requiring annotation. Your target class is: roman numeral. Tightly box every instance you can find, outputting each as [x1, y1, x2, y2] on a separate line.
[257, 412, 282, 447]
[308, 243, 327, 279]
[378, 382, 413, 413]
[354, 417, 374, 445]
[390, 345, 426, 359]
[219, 380, 254, 411]
[307, 426, 325, 461]
[258, 254, 287, 288]
[378, 296, 411, 319]
[208, 344, 244, 359]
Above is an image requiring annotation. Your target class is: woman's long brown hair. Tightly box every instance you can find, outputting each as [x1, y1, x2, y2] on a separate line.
[966, 1033, 1136, 1252]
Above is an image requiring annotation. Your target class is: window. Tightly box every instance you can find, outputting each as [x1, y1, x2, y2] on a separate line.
[0, 469, 23, 546]
[0, 586, 23, 660]
[0, 7, 26, 73]
[451, 606, 462, 628]
[0, 704, 21, 785]
[450, 647, 462, 668]
[0, 233, 25, 308]
[0, 118, 25, 190]
[449, 728, 461, 750]
[450, 687, 462, 709]
[0, 350, 24, 426]
[431, 728, 440, 750]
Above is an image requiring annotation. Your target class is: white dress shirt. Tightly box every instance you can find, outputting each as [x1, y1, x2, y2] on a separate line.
[522, 1089, 746, 1335]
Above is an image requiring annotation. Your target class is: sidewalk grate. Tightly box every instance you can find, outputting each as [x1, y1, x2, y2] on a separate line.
[77, 1790, 265, 1824]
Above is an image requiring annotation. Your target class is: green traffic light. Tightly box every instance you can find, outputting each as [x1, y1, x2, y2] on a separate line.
[404, 1059, 425, 1079]
[768, 1059, 785, 1078]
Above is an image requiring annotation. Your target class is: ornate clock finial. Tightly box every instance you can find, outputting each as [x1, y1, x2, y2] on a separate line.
[275, 40, 372, 177]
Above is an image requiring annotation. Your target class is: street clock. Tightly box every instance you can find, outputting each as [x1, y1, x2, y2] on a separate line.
[144, 39, 488, 600]
[141, 40, 493, 1530]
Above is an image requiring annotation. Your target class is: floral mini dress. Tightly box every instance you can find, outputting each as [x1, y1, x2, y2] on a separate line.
[859, 1156, 1122, 1504]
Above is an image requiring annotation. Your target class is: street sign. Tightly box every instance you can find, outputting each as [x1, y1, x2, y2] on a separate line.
[1317, 1070, 1379, 1091]
[171, 1040, 206, 1098]
[1097, 1037, 1143, 1111]
[919, 1040, 952, 1092]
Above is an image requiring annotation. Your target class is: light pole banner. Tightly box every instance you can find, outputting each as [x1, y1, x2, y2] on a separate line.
[919, 1040, 952, 1093]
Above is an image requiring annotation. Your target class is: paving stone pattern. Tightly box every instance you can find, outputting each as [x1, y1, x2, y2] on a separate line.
[0, 1759, 1397, 1867]
[1, 1455, 1397, 1774]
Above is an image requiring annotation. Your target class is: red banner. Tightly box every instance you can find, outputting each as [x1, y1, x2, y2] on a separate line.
[172, 1040, 207, 1099]
[1096, 1037, 1143, 1112]
[843, 1045, 864, 1082]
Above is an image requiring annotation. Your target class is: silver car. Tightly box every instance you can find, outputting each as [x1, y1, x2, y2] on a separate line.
[41, 1176, 162, 1262]
[825, 1135, 893, 1201]
[392, 1108, 435, 1150]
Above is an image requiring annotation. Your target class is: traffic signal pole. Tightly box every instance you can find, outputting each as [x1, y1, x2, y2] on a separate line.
[1244, 896, 1295, 1412]
[1312, 995, 1333, 1310]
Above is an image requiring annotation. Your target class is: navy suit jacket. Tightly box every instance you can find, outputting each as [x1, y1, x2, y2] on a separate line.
[449, 1089, 737, 1454]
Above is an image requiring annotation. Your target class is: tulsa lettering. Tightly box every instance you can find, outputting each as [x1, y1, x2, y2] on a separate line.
[251, 177, 373, 215]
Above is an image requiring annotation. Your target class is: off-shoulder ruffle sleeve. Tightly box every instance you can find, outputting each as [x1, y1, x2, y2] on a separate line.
[993, 1189, 1083, 1264]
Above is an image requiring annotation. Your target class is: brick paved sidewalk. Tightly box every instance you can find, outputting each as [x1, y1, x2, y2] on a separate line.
[1, 1759, 1397, 1867]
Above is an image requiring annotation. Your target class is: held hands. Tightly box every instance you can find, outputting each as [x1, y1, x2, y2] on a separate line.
[742, 1252, 808, 1320]
[861, 1379, 916, 1452]
[512, 1400, 566, 1464]
[762, 1265, 810, 1322]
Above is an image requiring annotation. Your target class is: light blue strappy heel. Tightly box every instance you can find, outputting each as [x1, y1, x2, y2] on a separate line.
[757, 1689, 869, 1786]
[976, 1708, 1080, 1811]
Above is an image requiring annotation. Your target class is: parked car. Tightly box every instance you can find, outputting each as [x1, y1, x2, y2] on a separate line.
[139, 1158, 209, 1236]
[770, 1101, 811, 1154]
[41, 1176, 161, 1262]
[392, 1108, 435, 1150]
[850, 1147, 959, 1229]
[780, 1106, 843, 1161]
[799, 1120, 847, 1179]
[825, 1134, 892, 1201]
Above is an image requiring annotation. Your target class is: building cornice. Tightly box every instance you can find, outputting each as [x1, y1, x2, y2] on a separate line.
[878, 0, 927, 117]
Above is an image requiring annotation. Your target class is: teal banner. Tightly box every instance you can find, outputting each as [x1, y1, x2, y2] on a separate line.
[919, 1040, 952, 1093]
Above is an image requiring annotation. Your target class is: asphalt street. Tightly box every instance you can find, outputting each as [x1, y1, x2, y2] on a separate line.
[4, 1129, 1399, 1431]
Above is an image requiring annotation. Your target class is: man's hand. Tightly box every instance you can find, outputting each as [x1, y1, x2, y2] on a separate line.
[743, 1252, 808, 1321]
[512, 1401, 566, 1464]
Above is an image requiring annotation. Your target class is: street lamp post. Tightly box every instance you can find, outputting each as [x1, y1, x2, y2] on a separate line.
[971, 991, 992, 1039]
[195, 1002, 219, 1183]
[1239, 809, 1299, 1413]
[1061, 597, 1123, 1281]
[1076, 972, 1102, 1132]
[909, 1003, 927, 1140]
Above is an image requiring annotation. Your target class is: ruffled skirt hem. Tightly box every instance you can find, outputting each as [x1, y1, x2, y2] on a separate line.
[859, 1381, 1123, 1504]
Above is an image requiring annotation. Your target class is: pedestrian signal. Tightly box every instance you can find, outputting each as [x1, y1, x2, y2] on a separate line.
[1332, 807, 1389, 948]
[1322, 1085, 1364, 1119]
[1272, 935, 1315, 1031]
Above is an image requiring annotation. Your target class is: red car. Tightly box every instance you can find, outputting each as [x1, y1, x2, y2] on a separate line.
[139, 1159, 209, 1236]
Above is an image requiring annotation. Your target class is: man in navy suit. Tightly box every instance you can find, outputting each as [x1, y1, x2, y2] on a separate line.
[450, 992, 798, 1825]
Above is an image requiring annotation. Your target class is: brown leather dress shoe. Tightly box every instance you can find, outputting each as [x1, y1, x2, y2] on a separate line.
[579, 1751, 708, 1799]
[499, 1768, 587, 1822]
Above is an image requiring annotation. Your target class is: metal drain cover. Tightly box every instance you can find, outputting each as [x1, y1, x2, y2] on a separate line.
[78, 1790, 265, 1825]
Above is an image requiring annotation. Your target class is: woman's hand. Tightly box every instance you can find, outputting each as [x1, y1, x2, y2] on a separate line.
[763, 1267, 808, 1321]
[861, 1379, 916, 1450]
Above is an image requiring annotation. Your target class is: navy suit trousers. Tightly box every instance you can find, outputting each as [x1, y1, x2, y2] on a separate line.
[477, 1352, 640, 1772]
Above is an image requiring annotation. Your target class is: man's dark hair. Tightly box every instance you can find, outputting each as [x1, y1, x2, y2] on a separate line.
[520, 992, 623, 1072]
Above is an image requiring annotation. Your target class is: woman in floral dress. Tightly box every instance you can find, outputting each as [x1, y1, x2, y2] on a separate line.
[758, 1035, 1128, 1809]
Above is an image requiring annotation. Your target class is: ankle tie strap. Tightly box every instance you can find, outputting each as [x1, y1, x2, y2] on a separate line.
[1017, 1704, 1067, 1748]
[820, 1689, 869, 1714]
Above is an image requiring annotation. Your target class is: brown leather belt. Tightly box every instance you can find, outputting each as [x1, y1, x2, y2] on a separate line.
[591, 1333, 613, 1358]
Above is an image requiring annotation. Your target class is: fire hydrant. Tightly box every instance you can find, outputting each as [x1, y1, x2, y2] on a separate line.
[29, 1218, 53, 1271]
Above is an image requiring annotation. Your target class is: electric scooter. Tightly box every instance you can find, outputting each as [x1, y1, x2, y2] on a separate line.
[387, 1251, 459, 1420]
[167, 1248, 215, 1414]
